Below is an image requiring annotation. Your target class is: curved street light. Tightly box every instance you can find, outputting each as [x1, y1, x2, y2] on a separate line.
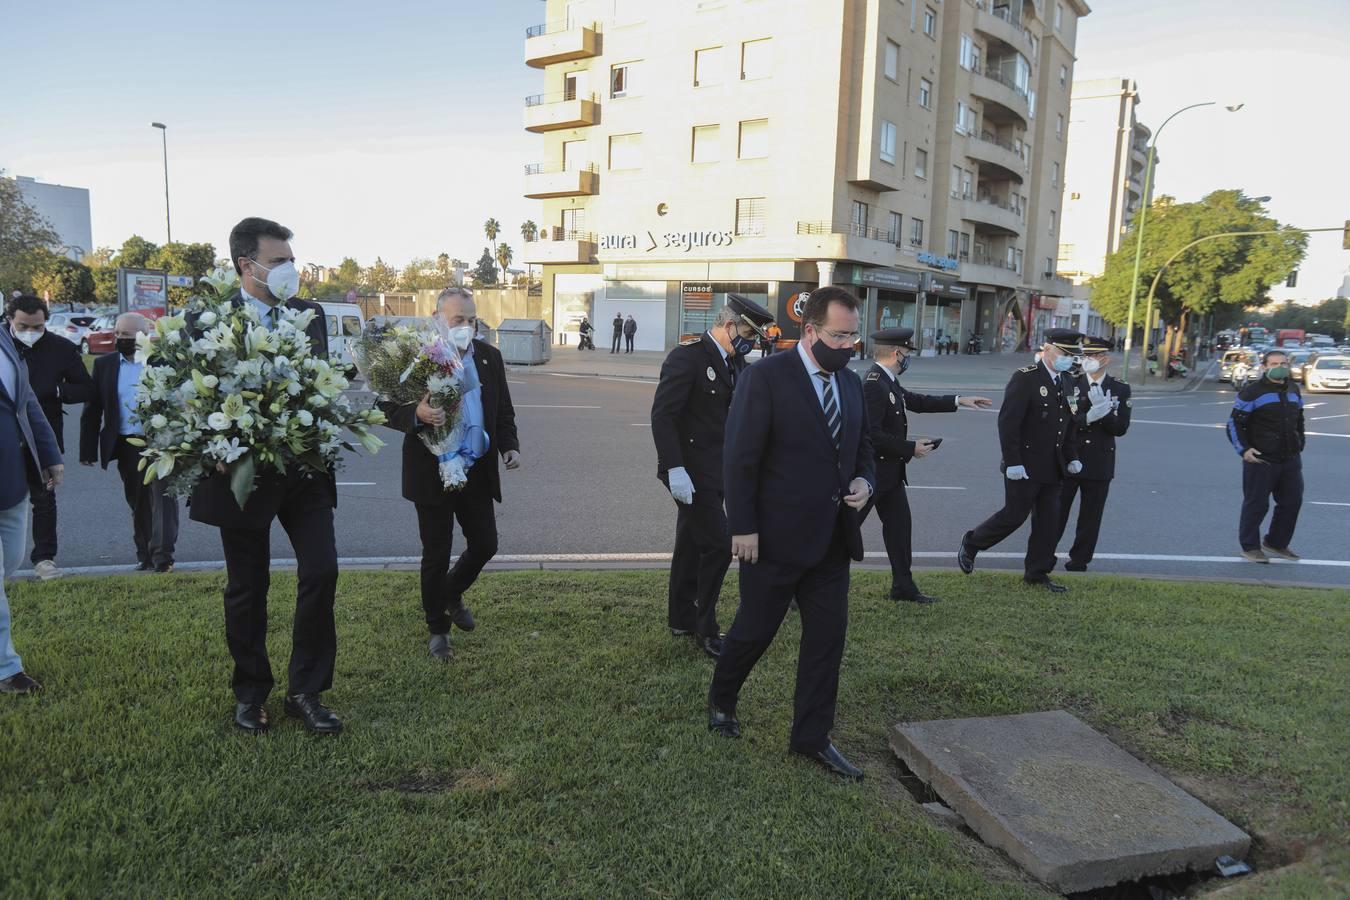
[1121, 102, 1243, 383]
[151, 122, 171, 244]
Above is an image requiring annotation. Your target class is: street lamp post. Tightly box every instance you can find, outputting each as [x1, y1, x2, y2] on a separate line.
[151, 122, 171, 244]
[1121, 101, 1243, 384]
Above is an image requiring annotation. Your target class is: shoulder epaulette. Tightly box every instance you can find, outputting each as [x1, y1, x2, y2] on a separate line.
[864, 370, 881, 381]
[680, 337, 700, 346]
[1018, 363, 1038, 373]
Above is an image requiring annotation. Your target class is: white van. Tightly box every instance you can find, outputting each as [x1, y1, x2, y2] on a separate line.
[318, 302, 365, 374]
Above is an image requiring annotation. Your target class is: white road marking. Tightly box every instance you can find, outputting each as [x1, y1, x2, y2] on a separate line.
[630, 423, 651, 427]
[336, 482, 376, 486]
[908, 485, 967, 490]
[1311, 501, 1350, 507]
[903, 551, 1350, 568]
[1131, 419, 1350, 439]
[515, 404, 602, 409]
[537, 372, 656, 386]
[1310, 414, 1348, 421]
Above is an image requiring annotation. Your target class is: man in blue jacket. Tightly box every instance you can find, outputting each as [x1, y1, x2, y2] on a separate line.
[1227, 349, 1304, 563]
[0, 325, 63, 694]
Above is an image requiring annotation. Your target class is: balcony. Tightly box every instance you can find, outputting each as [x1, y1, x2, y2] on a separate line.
[973, 1, 1032, 50]
[962, 255, 1023, 289]
[960, 195, 1025, 236]
[795, 221, 903, 266]
[970, 69, 1030, 125]
[525, 21, 599, 68]
[524, 163, 599, 199]
[965, 131, 1028, 181]
[522, 228, 598, 265]
[1040, 271, 1074, 296]
[524, 91, 600, 133]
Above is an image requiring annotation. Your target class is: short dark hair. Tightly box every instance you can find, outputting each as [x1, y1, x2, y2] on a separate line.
[1261, 349, 1287, 364]
[6, 294, 49, 321]
[801, 286, 859, 328]
[229, 217, 294, 274]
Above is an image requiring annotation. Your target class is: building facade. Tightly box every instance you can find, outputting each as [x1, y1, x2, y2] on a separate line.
[522, 0, 1088, 353]
[10, 175, 93, 261]
[1057, 77, 1154, 339]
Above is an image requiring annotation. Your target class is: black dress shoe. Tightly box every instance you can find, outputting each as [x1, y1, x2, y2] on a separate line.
[1064, 560, 1087, 572]
[154, 562, 175, 574]
[234, 703, 269, 733]
[957, 532, 977, 574]
[1024, 577, 1068, 594]
[670, 627, 694, 637]
[697, 634, 724, 659]
[707, 703, 741, 738]
[0, 672, 43, 694]
[892, 590, 940, 604]
[796, 743, 864, 781]
[284, 694, 343, 734]
[428, 633, 454, 661]
[448, 601, 475, 632]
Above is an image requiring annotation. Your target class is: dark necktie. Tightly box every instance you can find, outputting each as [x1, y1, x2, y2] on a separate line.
[816, 371, 841, 449]
[268, 306, 279, 329]
[727, 356, 736, 388]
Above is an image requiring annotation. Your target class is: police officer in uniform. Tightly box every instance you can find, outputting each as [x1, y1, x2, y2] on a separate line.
[651, 294, 774, 658]
[862, 327, 991, 603]
[1057, 336, 1131, 571]
[958, 328, 1084, 592]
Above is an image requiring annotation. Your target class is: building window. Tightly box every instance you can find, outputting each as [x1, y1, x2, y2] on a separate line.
[955, 101, 977, 135]
[1016, 248, 1024, 273]
[694, 46, 723, 87]
[959, 34, 979, 71]
[1051, 161, 1060, 185]
[562, 140, 587, 171]
[851, 200, 869, 234]
[741, 38, 772, 80]
[738, 118, 769, 159]
[960, 232, 970, 260]
[1049, 209, 1057, 234]
[610, 63, 634, 99]
[1056, 113, 1064, 139]
[562, 207, 585, 236]
[910, 217, 925, 247]
[609, 132, 642, 170]
[884, 40, 900, 82]
[735, 197, 766, 236]
[888, 211, 902, 244]
[1054, 3, 1064, 31]
[1028, 89, 1037, 119]
[914, 147, 928, 179]
[923, 6, 937, 37]
[880, 119, 897, 163]
[1059, 64, 1068, 88]
[947, 229, 960, 257]
[692, 124, 720, 163]
[918, 78, 932, 108]
[1045, 257, 1054, 276]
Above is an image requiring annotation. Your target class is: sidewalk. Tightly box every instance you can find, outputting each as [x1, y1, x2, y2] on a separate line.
[514, 345, 1211, 394]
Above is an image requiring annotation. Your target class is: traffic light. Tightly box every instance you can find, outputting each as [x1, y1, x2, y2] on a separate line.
[1344, 220, 1350, 250]
[1286, 271, 1298, 288]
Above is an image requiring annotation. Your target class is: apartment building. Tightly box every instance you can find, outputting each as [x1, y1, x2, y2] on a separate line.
[522, 0, 1089, 353]
[1057, 77, 1154, 338]
[10, 175, 93, 261]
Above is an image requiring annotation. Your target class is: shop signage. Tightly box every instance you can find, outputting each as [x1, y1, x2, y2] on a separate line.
[917, 251, 960, 271]
[854, 267, 923, 292]
[599, 229, 735, 253]
[681, 282, 713, 310]
[925, 274, 970, 300]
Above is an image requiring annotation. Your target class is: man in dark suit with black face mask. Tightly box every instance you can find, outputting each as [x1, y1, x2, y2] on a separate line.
[708, 287, 875, 782]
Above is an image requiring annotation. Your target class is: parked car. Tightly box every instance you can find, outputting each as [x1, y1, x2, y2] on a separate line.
[46, 313, 96, 349]
[1286, 350, 1314, 381]
[318, 301, 365, 376]
[84, 314, 117, 354]
[1303, 355, 1350, 393]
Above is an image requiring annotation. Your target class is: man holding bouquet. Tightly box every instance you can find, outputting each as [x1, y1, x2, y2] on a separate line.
[190, 217, 343, 735]
[378, 287, 520, 661]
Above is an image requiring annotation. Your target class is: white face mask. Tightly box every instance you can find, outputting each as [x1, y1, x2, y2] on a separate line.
[12, 327, 42, 347]
[448, 325, 475, 351]
[1081, 357, 1102, 374]
[252, 259, 300, 302]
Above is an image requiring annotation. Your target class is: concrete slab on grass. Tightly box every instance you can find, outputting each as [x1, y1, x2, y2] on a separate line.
[889, 710, 1250, 893]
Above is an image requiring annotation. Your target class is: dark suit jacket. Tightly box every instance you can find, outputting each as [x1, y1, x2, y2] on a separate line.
[0, 327, 61, 503]
[79, 352, 134, 468]
[724, 349, 874, 566]
[1068, 373, 1131, 481]
[997, 361, 1080, 484]
[862, 363, 957, 492]
[650, 333, 742, 494]
[187, 293, 336, 528]
[377, 338, 519, 505]
[17, 331, 93, 453]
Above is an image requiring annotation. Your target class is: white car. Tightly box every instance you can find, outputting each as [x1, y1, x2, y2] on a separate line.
[46, 313, 96, 349]
[1303, 355, 1350, 393]
[318, 302, 365, 375]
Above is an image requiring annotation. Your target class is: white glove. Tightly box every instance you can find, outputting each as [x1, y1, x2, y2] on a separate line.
[667, 466, 695, 504]
[1067, 460, 1083, 475]
[1087, 382, 1105, 405]
[1005, 465, 1027, 481]
[1086, 397, 1112, 423]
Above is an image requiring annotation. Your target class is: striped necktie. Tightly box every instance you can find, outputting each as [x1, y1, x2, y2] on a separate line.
[816, 371, 841, 450]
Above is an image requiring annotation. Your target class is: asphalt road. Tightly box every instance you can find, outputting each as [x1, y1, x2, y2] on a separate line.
[29, 366, 1350, 588]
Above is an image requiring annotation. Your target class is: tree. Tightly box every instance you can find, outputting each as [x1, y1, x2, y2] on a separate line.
[398, 257, 449, 292]
[483, 218, 501, 279]
[519, 220, 538, 287]
[0, 170, 59, 293]
[153, 241, 217, 306]
[114, 235, 159, 269]
[471, 248, 498, 287]
[1091, 191, 1307, 362]
[363, 257, 398, 293]
[495, 242, 514, 286]
[29, 251, 96, 309]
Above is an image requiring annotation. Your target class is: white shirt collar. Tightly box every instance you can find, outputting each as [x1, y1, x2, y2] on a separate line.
[797, 340, 826, 379]
[878, 363, 899, 383]
[1087, 369, 1107, 384]
[705, 331, 731, 364]
[1040, 358, 1059, 382]
[241, 284, 279, 311]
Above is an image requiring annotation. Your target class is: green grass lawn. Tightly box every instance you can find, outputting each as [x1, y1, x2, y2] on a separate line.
[1, 570, 1346, 897]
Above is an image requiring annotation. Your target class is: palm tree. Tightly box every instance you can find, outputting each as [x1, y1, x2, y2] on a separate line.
[484, 218, 501, 279]
[496, 242, 514, 287]
[519, 220, 538, 286]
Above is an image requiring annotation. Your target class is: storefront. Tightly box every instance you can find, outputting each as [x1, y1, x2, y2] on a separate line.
[678, 282, 770, 339]
[921, 274, 970, 356]
[849, 266, 922, 355]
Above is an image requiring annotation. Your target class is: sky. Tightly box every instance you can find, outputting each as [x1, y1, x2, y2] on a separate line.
[4, 0, 1348, 304]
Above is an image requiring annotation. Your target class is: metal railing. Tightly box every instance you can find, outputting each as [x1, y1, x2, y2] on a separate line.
[525, 90, 597, 107]
[526, 20, 585, 37]
[975, 66, 1030, 101]
[529, 228, 597, 243]
[970, 253, 1022, 274]
[796, 221, 897, 244]
[524, 162, 598, 175]
[973, 130, 1027, 160]
[971, 193, 1024, 217]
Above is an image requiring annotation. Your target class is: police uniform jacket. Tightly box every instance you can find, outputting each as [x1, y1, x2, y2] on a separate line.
[651, 332, 741, 494]
[1068, 373, 1131, 481]
[862, 363, 956, 492]
[997, 360, 1080, 484]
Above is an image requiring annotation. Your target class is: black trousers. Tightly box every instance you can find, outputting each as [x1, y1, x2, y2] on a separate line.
[709, 527, 850, 754]
[667, 489, 731, 638]
[1057, 478, 1110, 566]
[114, 437, 178, 567]
[860, 483, 917, 597]
[29, 486, 57, 564]
[967, 478, 1062, 581]
[219, 481, 338, 704]
[611, 332, 622, 353]
[625, 334, 635, 352]
[1240, 456, 1303, 551]
[414, 466, 498, 635]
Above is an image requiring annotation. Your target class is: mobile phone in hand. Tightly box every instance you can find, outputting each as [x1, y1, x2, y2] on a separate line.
[926, 437, 943, 449]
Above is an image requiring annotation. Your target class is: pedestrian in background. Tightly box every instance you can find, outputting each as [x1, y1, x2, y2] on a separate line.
[79, 313, 178, 573]
[624, 314, 637, 353]
[1228, 349, 1304, 563]
[578, 316, 595, 351]
[0, 324, 63, 695]
[7, 295, 94, 580]
[611, 312, 623, 353]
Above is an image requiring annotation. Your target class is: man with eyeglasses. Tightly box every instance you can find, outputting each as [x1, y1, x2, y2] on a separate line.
[958, 328, 1085, 593]
[708, 287, 875, 782]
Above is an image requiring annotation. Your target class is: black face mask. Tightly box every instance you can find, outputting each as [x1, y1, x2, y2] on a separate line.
[116, 337, 137, 358]
[897, 353, 911, 375]
[811, 336, 854, 373]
